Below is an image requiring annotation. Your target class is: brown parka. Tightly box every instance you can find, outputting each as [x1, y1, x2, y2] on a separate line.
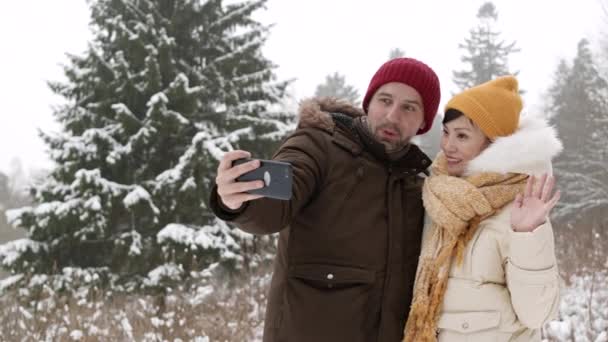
[210, 98, 431, 342]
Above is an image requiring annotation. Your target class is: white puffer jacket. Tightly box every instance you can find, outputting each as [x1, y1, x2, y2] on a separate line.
[421, 115, 563, 342]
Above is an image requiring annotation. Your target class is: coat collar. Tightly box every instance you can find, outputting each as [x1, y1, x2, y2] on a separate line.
[297, 97, 365, 133]
[464, 115, 563, 176]
[297, 97, 431, 174]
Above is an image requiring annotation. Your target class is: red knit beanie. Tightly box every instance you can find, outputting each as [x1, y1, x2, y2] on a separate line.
[362, 58, 441, 135]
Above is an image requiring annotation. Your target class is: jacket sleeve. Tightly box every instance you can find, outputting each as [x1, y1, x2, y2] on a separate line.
[504, 219, 560, 329]
[209, 128, 328, 235]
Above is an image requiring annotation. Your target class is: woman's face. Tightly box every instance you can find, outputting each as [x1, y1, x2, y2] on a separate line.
[440, 115, 490, 177]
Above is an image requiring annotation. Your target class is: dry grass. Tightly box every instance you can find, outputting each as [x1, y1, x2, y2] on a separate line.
[0, 270, 271, 341]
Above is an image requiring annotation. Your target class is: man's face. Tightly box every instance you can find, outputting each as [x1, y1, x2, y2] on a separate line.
[366, 82, 425, 152]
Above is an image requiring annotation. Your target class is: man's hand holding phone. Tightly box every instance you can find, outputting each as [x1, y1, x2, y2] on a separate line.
[216, 150, 293, 211]
[216, 151, 266, 210]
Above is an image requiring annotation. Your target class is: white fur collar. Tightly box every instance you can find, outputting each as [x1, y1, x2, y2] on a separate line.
[464, 115, 563, 176]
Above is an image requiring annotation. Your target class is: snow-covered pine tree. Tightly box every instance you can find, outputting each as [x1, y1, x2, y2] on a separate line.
[388, 48, 405, 60]
[546, 39, 608, 222]
[314, 72, 361, 106]
[600, 0, 608, 79]
[0, 173, 9, 209]
[0, 0, 293, 292]
[544, 39, 608, 292]
[452, 1, 520, 91]
[0, 170, 28, 245]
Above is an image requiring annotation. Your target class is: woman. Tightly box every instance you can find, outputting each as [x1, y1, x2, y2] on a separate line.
[404, 76, 562, 342]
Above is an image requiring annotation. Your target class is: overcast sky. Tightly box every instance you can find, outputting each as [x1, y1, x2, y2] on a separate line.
[0, 0, 605, 175]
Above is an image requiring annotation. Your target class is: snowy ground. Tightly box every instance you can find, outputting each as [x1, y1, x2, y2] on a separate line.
[0, 269, 270, 341]
[0, 269, 605, 341]
[544, 270, 608, 342]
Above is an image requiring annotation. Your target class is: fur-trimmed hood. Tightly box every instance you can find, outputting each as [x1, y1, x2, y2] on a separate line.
[464, 114, 563, 176]
[297, 97, 365, 132]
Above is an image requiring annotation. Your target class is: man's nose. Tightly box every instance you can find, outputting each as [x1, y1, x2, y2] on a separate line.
[386, 106, 400, 123]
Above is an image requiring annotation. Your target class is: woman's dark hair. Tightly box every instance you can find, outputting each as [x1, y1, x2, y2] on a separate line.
[443, 109, 464, 124]
[443, 108, 492, 142]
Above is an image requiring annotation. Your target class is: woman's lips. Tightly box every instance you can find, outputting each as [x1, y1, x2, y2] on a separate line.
[445, 155, 462, 164]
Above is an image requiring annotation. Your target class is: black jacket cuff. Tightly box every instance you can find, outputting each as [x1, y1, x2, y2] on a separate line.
[209, 184, 248, 221]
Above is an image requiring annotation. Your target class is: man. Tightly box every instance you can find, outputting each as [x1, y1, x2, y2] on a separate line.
[210, 58, 441, 341]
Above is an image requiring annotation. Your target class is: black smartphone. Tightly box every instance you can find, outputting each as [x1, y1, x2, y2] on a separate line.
[232, 158, 293, 200]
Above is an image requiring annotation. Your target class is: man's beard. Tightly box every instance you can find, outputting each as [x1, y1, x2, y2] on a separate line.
[370, 122, 409, 152]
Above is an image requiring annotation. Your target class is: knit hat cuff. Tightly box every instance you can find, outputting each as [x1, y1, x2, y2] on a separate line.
[446, 94, 502, 139]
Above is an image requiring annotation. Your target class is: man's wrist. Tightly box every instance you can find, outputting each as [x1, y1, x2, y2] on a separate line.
[219, 198, 245, 213]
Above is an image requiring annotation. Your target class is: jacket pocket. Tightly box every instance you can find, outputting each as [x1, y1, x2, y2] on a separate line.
[279, 264, 377, 342]
[438, 311, 500, 332]
[437, 311, 507, 342]
[289, 263, 375, 288]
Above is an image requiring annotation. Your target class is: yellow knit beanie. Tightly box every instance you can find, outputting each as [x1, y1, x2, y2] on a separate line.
[445, 75, 522, 140]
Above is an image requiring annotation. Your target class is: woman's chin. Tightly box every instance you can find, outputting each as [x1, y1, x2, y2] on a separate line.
[447, 165, 464, 177]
